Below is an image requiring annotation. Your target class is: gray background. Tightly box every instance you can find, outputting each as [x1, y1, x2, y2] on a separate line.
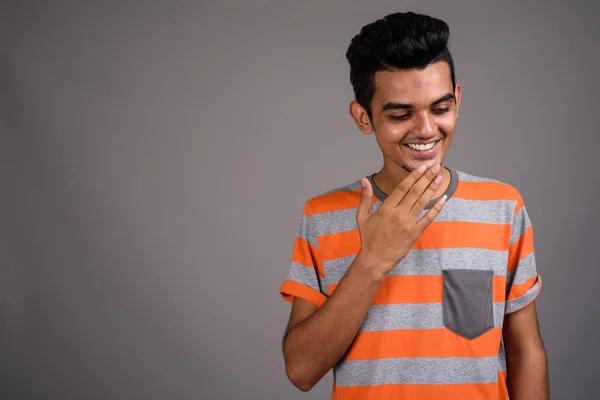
[1, 1, 598, 399]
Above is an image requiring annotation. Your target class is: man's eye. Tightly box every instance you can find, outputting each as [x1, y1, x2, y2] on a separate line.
[433, 107, 450, 114]
[390, 114, 410, 121]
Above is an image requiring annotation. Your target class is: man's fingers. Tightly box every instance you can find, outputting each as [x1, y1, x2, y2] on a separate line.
[399, 164, 441, 211]
[384, 164, 427, 207]
[415, 194, 447, 232]
[410, 172, 443, 217]
[356, 177, 373, 226]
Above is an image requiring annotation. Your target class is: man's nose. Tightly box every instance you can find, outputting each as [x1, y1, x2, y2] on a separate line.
[414, 112, 435, 139]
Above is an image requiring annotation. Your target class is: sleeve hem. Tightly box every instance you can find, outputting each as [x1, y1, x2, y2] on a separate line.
[504, 273, 542, 315]
[279, 280, 327, 308]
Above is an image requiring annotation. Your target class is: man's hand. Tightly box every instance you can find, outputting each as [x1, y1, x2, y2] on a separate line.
[355, 163, 447, 278]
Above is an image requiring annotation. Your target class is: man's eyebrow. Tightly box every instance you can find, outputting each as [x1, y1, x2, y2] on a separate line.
[431, 93, 455, 105]
[381, 93, 455, 112]
[381, 102, 411, 111]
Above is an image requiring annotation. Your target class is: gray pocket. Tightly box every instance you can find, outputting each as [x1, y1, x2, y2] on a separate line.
[442, 269, 494, 340]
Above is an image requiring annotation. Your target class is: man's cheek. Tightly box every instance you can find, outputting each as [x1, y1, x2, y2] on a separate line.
[388, 127, 408, 142]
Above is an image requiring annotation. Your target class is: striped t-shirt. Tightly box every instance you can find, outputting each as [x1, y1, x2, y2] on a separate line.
[279, 167, 542, 399]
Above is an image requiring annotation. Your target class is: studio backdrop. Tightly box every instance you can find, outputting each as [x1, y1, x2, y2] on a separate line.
[1, 1, 599, 399]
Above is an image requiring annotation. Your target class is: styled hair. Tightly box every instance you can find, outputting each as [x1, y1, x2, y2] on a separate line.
[346, 12, 456, 120]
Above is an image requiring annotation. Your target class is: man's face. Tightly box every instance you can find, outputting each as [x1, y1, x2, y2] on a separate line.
[368, 61, 460, 172]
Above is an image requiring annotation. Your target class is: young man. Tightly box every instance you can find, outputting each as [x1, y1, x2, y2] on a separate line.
[279, 11, 548, 399]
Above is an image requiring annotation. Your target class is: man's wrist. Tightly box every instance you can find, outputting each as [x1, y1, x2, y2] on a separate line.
[352, 251, 390, 284]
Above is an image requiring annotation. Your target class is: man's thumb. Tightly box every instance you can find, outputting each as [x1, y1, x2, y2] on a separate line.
[356, 177, 373, 224]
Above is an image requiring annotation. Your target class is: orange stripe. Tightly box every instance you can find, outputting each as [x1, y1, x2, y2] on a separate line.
[309, 181, 523, 216]
[343, 328, 502, 360]
[328, 275, 506, 304]
[301, 201, 313, 217]
[507, 274, 539, 300]
[291, 236, 325, 277]
[416, 221, 511, 251]
[333, 381, 501, 400]
[319, 229, 361, 260]
[279, 280, 327, 307]
[498, 371, 509, 399]
[454, 180, 519, 202]
[319, 222, 510, 261]
[309, 189, 374, 214]
[507, 225, 534, 271]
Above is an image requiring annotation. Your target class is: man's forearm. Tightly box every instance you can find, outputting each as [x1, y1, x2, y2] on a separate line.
[283, 253, 385, 391]
[506, 346, 549, 399]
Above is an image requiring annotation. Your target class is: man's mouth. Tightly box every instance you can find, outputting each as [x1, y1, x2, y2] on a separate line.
[402, 139, 442, 158]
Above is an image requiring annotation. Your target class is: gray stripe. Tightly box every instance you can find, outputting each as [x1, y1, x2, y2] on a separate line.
[312, 203, 384, 237]
[287, 261, 321, 293]
[297, 213, 320, 248]
[323, 254, 358, 285]
[311, 207, 358, 237]
[429, 198, 515, 225]
[335, 356, 499, 386]
[456, 170, 502, 183]
[392, 248, 508, 277]
[312, 202, 384, 237]
[312, 198, 516, 239]
[506, 252, 536, 290]
[324, 248, 508, 285]
[498, 342, 507, 372]
[505, 274, 541, 314]
[510, 206, 532, 245]
[360, 303, 506, 332]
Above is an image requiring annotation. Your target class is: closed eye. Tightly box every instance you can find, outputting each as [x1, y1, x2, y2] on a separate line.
[390, 114, 410, 121]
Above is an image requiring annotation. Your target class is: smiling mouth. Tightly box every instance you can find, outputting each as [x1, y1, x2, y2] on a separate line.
[405, 141, 436, 151]
[403, 139, 441, 152]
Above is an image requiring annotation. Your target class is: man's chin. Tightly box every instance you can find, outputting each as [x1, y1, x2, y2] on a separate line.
[401, 158, 443, 173]
[401, 164, 414, 173]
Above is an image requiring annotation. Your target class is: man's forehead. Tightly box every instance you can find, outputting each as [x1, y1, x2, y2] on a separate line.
[374, 63, 453, 102]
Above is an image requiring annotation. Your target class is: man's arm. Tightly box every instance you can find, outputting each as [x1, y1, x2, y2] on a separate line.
[282, 254, 384, 391]
[503, 300, 549, 399]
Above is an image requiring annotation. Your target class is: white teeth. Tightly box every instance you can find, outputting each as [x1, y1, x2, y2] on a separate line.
[407, 141, 436, 151]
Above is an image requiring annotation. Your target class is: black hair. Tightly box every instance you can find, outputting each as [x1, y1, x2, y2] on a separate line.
[346, 12, 456, 121]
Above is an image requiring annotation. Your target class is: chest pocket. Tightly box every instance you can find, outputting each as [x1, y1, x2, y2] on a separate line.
[442, 269, 494, 340]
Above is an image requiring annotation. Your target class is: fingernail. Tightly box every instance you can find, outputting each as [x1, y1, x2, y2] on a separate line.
[432, 164, 440, 173]
[418, 164, 427, 173]
[439, 195, 448, 205]
[434, 175, 442, 184]
[361, 178, 366, 188]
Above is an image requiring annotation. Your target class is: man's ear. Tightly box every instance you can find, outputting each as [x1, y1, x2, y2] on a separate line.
[454, 83, 462, 116]
[349, 100, 374, 134]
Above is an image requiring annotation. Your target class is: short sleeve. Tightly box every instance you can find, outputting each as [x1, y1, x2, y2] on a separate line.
[279, 200, 328, 308]
[505, 194, 542, 314]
